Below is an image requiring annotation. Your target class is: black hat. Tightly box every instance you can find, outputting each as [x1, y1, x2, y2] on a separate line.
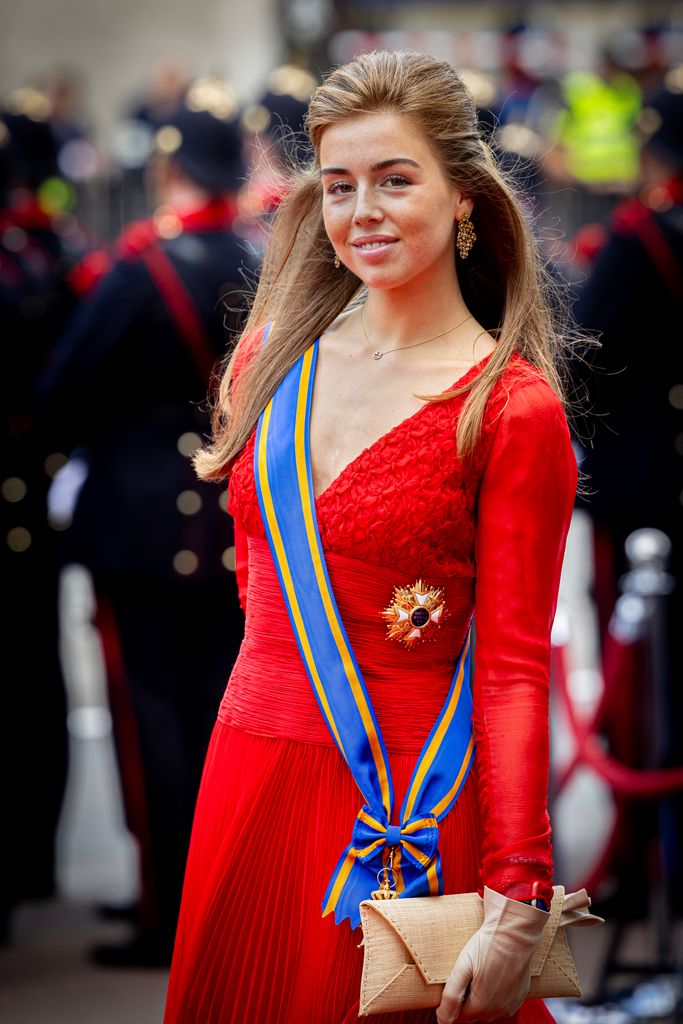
[640, 69, 683, 172]
[242, 65, 317, 166]
[156, 77, 245, 193]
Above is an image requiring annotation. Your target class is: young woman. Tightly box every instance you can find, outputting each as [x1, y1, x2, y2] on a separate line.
[164, 50, 579, 1024]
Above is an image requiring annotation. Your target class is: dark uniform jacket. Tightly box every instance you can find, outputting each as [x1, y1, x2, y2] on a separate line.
[573, 186, 683, 532]
[37, 199, 250, 584]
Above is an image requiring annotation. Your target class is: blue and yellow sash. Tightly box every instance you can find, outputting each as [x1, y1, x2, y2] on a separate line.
[254, 330, 475, 928]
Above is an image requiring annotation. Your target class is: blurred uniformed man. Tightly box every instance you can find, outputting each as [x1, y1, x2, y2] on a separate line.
[37, 78, 252, 966]
[573, 73, 683, 751]
[0, 94, 84, 940]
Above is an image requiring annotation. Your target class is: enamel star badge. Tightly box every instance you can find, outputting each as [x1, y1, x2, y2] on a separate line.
[382, 580, 446, 648]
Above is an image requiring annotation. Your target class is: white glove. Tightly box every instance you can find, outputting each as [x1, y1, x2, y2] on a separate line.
[436, 885, 549, 1024]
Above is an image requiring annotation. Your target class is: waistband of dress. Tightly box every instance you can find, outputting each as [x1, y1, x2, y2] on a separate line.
[219, 535, 475, 754]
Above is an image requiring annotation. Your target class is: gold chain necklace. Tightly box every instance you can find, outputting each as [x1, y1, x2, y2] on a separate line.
[360, 305, 473, 361]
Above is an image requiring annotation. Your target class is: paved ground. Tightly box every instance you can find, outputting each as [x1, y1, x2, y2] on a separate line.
[0, 566, 167, 1023]
[0, 901, 168, 1024]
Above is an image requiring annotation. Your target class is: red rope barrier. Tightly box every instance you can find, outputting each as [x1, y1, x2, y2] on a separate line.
[552, 643, 683, 798]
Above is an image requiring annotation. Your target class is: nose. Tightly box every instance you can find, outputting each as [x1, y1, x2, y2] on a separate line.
[352, 183, 383, 225]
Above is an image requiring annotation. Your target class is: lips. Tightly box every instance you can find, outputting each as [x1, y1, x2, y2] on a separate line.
[352, 235, 399, 250]
[351, 236, 400, 263]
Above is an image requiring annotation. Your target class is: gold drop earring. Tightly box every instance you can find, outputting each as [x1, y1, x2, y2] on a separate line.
[456, 211, 476, 259]
[334, 254, 341, 269]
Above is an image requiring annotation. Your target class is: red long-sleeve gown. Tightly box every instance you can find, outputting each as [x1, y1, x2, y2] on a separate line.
[164, 342, 578, 1024]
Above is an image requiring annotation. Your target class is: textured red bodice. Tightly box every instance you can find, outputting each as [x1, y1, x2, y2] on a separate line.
[227, 351, 498, 578]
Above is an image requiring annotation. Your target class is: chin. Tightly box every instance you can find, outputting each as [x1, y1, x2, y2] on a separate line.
[352, 264, 414, 291]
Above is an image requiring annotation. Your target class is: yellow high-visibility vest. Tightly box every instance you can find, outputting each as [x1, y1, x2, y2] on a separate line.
[555, 70, 642, 185]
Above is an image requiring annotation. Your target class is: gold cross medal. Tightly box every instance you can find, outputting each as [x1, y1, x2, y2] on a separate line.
[381, 580, 446, 648]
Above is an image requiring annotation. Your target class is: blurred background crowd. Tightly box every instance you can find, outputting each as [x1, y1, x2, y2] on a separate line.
[1, 0, 682, 1021]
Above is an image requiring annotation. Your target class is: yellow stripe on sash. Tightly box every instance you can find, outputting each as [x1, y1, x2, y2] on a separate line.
[257, 402, 347, 760]
[401, 817, 435, 835]
[356, 838, 386, 860]
[322, 848, 357, 917]
[432, 734, 476, 818]
[427, 857, 440, 895]
[401, 840, 431, 867]
[358, 808, 386, 833]
[294, 348, 392, 818]
[393, 844, 405, 894]
[403, 630, 471, 821]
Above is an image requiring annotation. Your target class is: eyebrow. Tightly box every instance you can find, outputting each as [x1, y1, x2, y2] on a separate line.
[319, 157, 421, 176]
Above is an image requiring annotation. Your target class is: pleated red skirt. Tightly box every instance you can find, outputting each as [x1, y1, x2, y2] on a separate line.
[163, 539, 558, 1024]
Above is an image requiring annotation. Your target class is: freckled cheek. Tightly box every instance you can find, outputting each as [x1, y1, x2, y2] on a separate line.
[396, 214, 455, 262]
[322, 205, 350, 247]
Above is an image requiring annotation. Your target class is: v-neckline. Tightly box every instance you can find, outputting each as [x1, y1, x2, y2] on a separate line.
[310, 340, 496, 505]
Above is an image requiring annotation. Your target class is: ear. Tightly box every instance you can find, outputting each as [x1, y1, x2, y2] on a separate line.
[455, 196, 474, 221]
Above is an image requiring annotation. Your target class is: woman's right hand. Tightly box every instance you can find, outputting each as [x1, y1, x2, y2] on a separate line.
[436, 886, 548, 1024]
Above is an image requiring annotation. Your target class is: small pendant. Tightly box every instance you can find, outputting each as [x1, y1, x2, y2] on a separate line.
[371, 876, 399, 900]
[373, 350, 382, 361]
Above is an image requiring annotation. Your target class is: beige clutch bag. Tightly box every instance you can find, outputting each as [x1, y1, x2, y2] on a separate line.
[358, 886, 604, 1017]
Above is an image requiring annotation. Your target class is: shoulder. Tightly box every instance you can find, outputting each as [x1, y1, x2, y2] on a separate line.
[491, 350, 565, 417]
[232, 322, 270, 381]
[484, 352, 571, 443]
[477, 353, 577, 497]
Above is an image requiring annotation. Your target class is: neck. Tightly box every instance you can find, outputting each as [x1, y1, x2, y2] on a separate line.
[362, 253, 470, 350]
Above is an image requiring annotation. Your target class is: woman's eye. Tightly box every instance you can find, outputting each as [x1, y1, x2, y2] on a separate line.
[325, 181, 354, 195]
[383, 174, 410, 187]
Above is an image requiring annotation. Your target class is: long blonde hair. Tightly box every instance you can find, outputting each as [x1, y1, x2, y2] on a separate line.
[196, 49, 580, 481]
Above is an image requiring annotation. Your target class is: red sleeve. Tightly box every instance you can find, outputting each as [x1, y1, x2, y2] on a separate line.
[472, 378, 577, 907]
[234, 521, 249, 615]
[227, 323, 268, 617]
